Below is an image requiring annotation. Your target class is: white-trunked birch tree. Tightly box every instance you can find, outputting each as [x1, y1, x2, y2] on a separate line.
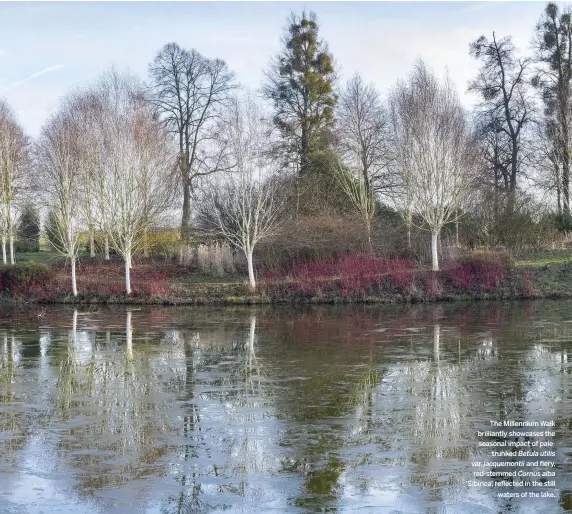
[0, 100, 29, 265]
[389, 61, 475, 271]
[197, 94, 284, 290]
[91, 70, 174, 295]
[36, 98, 84, 296]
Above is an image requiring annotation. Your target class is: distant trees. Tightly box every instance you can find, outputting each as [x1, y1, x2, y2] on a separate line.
[0, 100, 29, 264]
[469, 33, 534, 210]
[264, 11, 337, 177]
[148, 43, 236, 242]
[389, 61, 475, 271]
[7, 3, 572, 290]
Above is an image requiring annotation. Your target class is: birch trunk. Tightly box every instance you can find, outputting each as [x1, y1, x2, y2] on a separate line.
[246, 249, 255, 291]
[104, 236, 110, 260]
[124, 249, 131, 295]
[431, 231, 439, 272]
[1, 238, 6, 264]
[9, 233, 14, 265]
[71, 255, 77, 297]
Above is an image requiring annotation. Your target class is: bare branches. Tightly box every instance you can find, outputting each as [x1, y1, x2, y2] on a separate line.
[92, 70, 176, 294]
[336, 73, 394, 199]
[389, 60, 475, 270]
[148, 43, 236, 240]
[469, 33, 534, 199]
[196, 94, 285, 290]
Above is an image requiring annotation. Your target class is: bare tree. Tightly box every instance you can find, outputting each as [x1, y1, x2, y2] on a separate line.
[0, 100, 29, 264]
[389, 61, 475, 271]
[336, 73, 393, 197]
[469, 33, 534, 211]
[196, 94, 284, 290]
[147, 43, 236, 243]
[92, 70, 175, 295]
[36, 102, 84, 296]
[334, 163, 376, 251]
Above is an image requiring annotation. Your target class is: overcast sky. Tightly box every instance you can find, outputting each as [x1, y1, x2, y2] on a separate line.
[0, 1, 555, 136]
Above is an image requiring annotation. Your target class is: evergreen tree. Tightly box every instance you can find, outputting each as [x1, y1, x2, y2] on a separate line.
[533, 2, 572, 215]
[16, 204, 40, 252]
[264, 11, 337, 176]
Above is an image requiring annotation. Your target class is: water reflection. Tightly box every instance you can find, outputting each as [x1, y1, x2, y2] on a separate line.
[0, 302, 570, 513]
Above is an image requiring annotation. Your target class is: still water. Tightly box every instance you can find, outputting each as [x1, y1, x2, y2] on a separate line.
[0, 301, 570, 513]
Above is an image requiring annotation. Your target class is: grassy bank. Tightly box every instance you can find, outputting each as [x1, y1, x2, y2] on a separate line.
[2, 250, 572, 305]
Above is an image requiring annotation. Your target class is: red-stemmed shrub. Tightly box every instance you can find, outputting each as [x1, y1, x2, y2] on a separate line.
[262, 253, 415, 298]
[446, 252, 511, 292]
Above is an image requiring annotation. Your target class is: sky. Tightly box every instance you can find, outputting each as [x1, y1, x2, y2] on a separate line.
[0, 1, 557, 137]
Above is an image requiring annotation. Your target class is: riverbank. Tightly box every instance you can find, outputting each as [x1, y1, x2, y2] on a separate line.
[2, 250, 572, 305]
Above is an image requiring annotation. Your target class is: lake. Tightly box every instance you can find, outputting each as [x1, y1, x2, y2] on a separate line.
[0, 301, 571, 513]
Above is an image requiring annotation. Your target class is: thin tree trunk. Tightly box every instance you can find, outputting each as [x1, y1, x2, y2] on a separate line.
[366, 221, 372, 254]
[125, 249, 131, 295]
[406, 210, 412, 251]
[71, 256, 77, 297]
[142, 227, 148, 258]
[181, 181, 192, 242]
[431, 230, 439, 272]
[1, 238, 6, 264]
[89, 231, 95, 258]
[455, 217, 459, 247]
[104, 236, 110, 260]
[9, 233, 14, 265]
[563, 160, 570, 215]
[246, 249, 255, 291]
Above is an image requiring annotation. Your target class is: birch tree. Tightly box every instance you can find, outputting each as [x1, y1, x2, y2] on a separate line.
[0, 100, 29, 264]
[36, 102, 84, 296]
[93, 70, 174, 295]
[389, 61, 475, 271]
[334, 163, 376, 251]
[197, 95, 284, 290]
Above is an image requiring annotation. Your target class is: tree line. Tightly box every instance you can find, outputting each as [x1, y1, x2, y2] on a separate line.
[0, 3, 569, 295]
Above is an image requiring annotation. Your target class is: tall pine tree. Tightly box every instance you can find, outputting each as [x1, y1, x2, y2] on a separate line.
[533, 2, 572, 216]
[264, 11, 337, 177]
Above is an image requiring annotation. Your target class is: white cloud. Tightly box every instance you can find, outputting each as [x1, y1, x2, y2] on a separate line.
[3, 64, 66, 92]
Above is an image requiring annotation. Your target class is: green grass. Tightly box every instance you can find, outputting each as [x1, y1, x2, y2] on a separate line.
[15, 251, 64, 265]
[514, 249, 572, 267]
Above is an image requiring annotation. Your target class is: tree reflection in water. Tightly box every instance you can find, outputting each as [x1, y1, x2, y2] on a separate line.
[0, 302, 569, 513]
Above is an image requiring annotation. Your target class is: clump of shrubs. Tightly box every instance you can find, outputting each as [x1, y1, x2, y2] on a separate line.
[446, 251, 512, 292]
[0, 262, 55, 295]
[262, 253, 415, 298]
